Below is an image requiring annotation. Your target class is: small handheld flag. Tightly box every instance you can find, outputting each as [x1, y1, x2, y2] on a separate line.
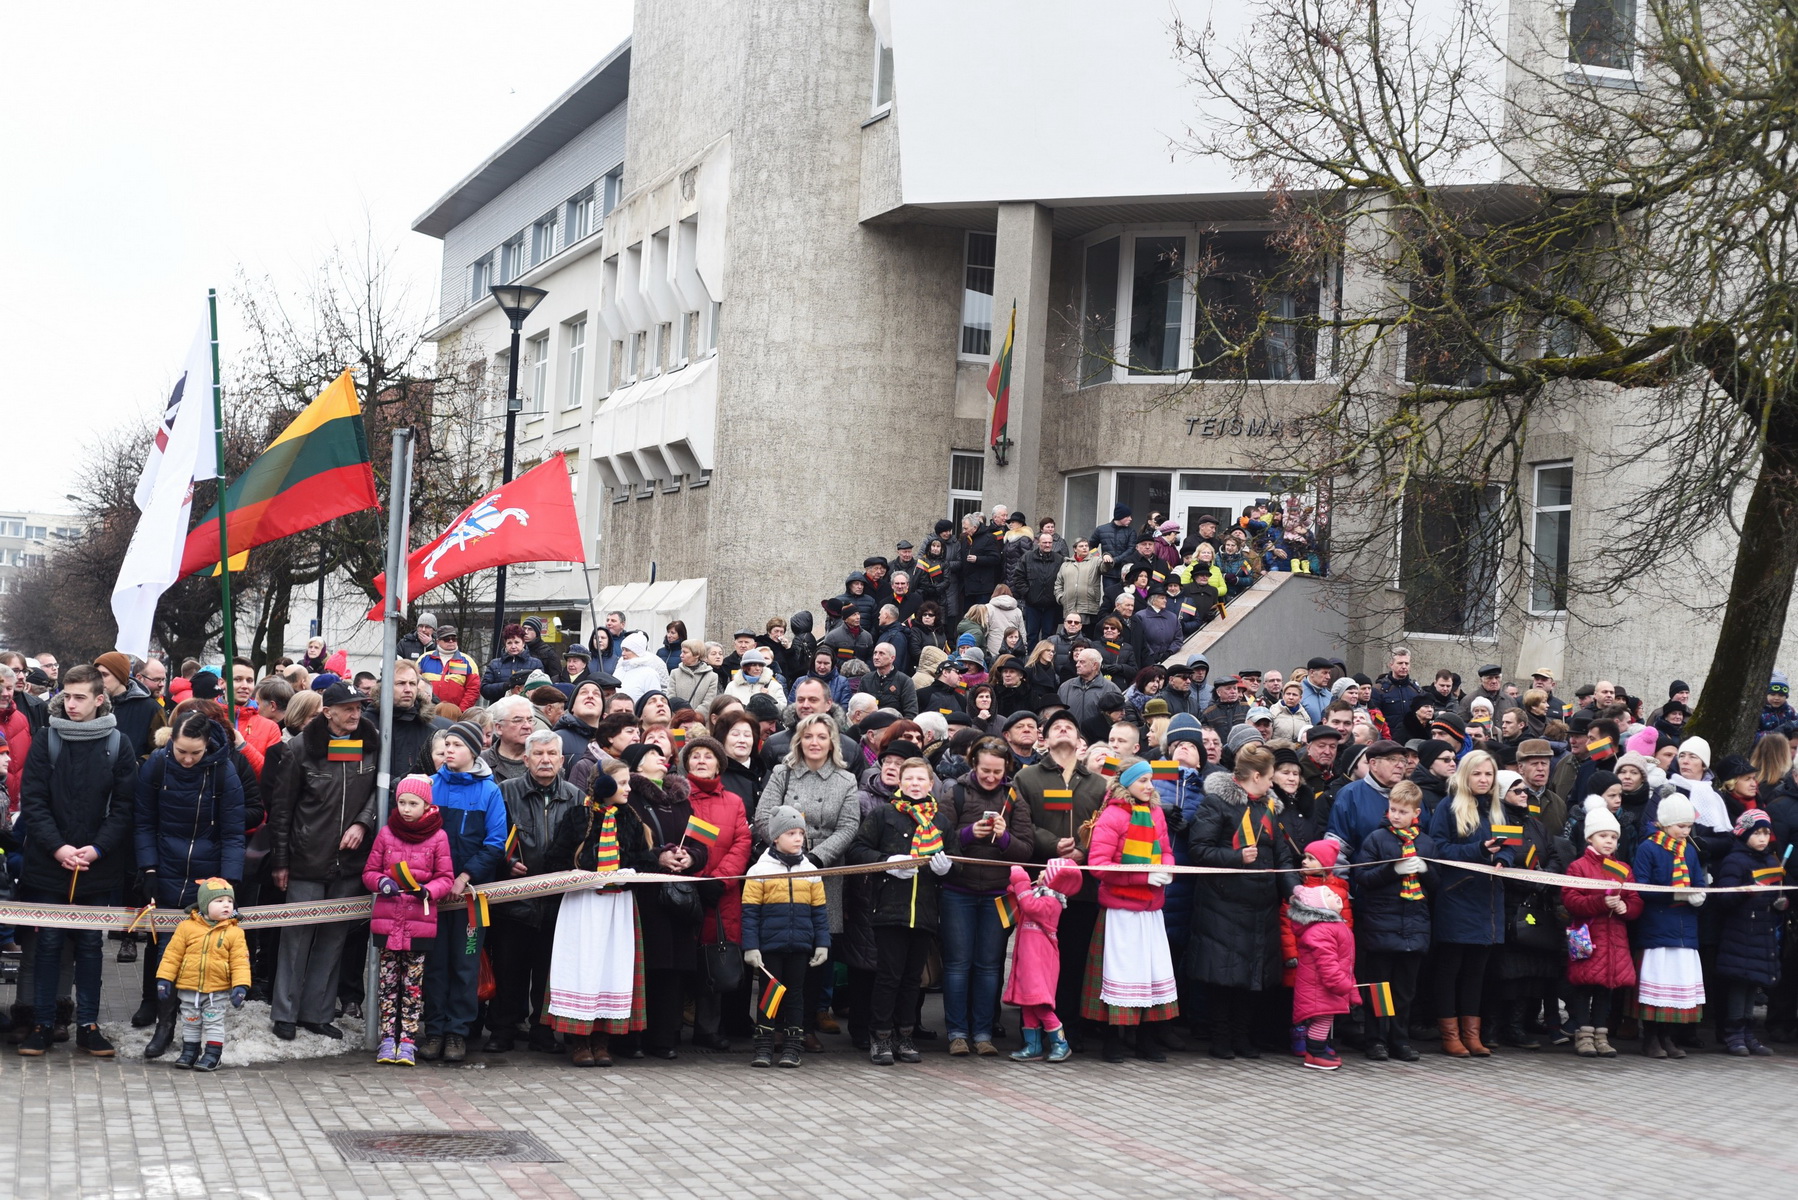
[1585, 735, 1614, 757]
[758, 974, 788, 1023]
[994, 894, 1016, 930]
[683, 814, 722, 849]
[1753, 865, 1784, 886]
[670, 726, 688, 750]
[1362, 982, 1396, 1018]
[327, 737, 363, 762]
[392, 861, 422, 892]
[1491, 824, 1524, 848]
[1040, 788, 1073, 814]
[1100, 754, 1120, 779]
[1235, 806, 1259, 849]
[1150, 760, 1179, 782]
[1600, 857, 1630, 882]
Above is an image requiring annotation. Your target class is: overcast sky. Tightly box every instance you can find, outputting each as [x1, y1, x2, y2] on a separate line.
[0, 1, 633, 514]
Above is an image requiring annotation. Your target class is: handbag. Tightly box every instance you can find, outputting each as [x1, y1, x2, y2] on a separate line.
[702, 939, 744, 994]
[1511, 891, 1562, 953]
[658, 880, 702, 923]
[1566, 923, 1594, 962]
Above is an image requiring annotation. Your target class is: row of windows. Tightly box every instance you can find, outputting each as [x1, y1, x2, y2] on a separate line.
[467, 167, 623, 305]
[0, 521, 52, 540]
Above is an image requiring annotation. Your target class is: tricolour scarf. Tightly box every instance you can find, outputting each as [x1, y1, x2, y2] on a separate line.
[1121, 802, 1161, 864]
[894, 798, 944, 856]
[1394, 825, 1424, 901]
[1651, 830, 1690, 886]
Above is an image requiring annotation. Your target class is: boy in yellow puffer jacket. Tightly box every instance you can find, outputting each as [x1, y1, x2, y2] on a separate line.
[155, 878, 251, 1071]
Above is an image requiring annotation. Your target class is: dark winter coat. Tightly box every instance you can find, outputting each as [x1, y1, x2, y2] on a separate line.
[1185, 773, 1298, 990]
[850, 797, 957, 932]
[941, 774, 1034, 895]
[266, 715, 380, 883]
[1130, 604, 1185, 665]
[480, 651, 544, 701]
[1151, 765, 1202, 953]
[1493, 809, 1565, 984]
[389, 700, 449, 779]
[859, 666, 919, 718]
[1352, 825, 1439, 954]
[625, 772, 709, 971]
[1369, 672, 1422, 739]
[740, 848, 830, 953]
[959, 524, 1004, 598]
[553, 712, 605, 774]
[133, 720, 245, 909]
[545, 798, 654, 877]
[428, 763, 509, 885]
[109, 681, 168, 760]
[1426, 793, 1515, 945]
[1631, 832, 1708, 949]
[497, 770, 583, 926]
[1712, 839, 1783, 986]
[1022, 548, 1063, 609]
[18, 698, 137, 897]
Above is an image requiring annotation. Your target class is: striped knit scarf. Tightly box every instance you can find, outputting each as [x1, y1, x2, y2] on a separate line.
[1651, 830, 1690, 886]
[894, 799, 944, 856]
[1121, 802, 1161, 865]
[581, 804, 620, 872]
[1394, 826, 1424, 901]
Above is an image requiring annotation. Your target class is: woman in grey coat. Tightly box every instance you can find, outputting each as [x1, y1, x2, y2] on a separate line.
[754, 712, 861, 1047]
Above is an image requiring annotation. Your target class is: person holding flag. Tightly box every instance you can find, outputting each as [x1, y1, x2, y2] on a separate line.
[1560, 800, 1642, 1060]
[678, 736, 752, 1052]
[616, 742, 709, 1059]
[740, 806, 831, 1068]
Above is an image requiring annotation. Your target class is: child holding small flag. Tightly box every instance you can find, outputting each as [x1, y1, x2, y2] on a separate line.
[1082, 758, 1181, 1063]
[1288, 883, 1358, 1070]
[1280, 839, 1352, 1053]
[849, 757, 956, 1066]
[361, 775, 455, 1065]
[1001, 858, 1082, 1062]
[1352, 781, 1436, 1062]
[1560, 800, 1641, 1058]
[1711, 808, 1785, 1056]
[740, 806, 830, 1068]
[1631, 795, 1709, 1058]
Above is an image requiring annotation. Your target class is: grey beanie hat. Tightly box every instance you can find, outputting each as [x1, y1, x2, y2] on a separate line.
[1225, 724, 1265, 754]
[767, 805, 807, 843]
[416, 611, 438, 629]
[445, 720, 486, 757]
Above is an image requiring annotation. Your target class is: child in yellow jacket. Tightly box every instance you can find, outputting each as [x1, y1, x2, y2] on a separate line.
[155, 878, 251, 1071]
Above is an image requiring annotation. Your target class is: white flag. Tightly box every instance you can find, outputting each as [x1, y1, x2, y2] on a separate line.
[132, 315, 218, 512]
[112, 312, 218, 656]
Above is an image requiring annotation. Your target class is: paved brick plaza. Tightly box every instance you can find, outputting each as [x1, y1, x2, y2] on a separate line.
[3, 1013, 1793, 1200]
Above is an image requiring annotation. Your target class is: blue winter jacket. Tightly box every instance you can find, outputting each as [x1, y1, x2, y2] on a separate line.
[1712, 840, 1782, 985]
[430, 764, 510, 884]
[1426, 796, 1515, 945]
[1632, 833, 1708, 949]
[133, 720, 245, 909]
[1352, 825, 1437, 954]
[1328, 779, 1391, 860]
[1298, 678, 1334, 725]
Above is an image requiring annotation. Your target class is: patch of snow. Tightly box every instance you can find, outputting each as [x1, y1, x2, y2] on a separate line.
[99, 1001, 362, 1066]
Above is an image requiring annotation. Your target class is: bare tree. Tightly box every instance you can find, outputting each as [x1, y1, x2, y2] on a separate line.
[1168, 0, 1798, 747]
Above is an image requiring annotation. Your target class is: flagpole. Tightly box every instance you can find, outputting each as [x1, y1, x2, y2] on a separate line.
[208, 289, 238, 726]
[367, 425, 415, 1049]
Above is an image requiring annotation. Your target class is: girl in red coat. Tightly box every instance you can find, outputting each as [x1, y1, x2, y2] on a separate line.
[1560, 800, 1642, 1059]
[679, 737, 753, 1051]
[1289, 883, 1359, 1070]
[362, 775, 456, 1066]
[1002, 858, 1083, 1063]
[1080, 759, 1179, 1063]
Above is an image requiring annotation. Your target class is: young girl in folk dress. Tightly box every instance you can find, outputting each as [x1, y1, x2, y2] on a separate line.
[1081, 759, 1179, 1062]
[543, 771, 652, 1067]
[1630, 794, 1709, 1058]
[1002, 858, 1083, 1062]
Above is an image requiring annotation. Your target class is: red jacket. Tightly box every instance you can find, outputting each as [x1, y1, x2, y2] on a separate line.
[1086, 794, 1172, 911]
[689, 776, 752, 943]
[1561, 846, 1642, 989]
[236, 710, 283, 779]
[362, 824, 456, 951]
[2, 703, 30, 811]
[1281, 872, 1353, 988]
[1291, 907, 1359, 1023]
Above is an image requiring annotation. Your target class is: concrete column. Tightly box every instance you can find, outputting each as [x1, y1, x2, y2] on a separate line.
[986, 201, 1053, 521]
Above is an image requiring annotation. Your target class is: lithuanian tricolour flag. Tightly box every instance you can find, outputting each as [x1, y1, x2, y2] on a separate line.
[178, 370, 380, 576]
[986, 301, 1015, 453]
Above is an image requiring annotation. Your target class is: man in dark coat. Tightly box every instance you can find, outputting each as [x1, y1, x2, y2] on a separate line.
[1021, 531, 1065, 645]
[15, 666, 137, 1055]
[957, 514, 1004, 608]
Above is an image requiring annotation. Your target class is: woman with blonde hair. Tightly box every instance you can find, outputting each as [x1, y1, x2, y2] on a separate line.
[1425, 749, 1513, 1058]
[1750, 732, 1792, 791]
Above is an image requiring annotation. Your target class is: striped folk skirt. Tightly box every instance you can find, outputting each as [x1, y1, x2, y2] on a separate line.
[545, 887, 647, 1035]
[1080, 906, 1179, 1027]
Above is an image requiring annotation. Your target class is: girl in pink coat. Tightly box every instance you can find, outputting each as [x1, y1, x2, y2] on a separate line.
[1289, 883, 1358, 1071]
[362, 775, 455, 1066]
[1002, 858, 1083, 1063]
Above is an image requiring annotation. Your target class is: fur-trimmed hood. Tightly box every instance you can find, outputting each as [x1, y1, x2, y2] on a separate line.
[1286, 894, 1344, 926]
[1203, 770, 1284, 814]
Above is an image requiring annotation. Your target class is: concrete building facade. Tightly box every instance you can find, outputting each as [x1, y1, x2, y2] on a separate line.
[409, 0, 1798, 701]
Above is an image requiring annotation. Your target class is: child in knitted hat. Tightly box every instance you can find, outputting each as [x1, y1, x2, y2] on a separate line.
[1560, 800, 1641, 1058]
[740, 805, 831, 1069]
[362, 775, 455, 1065]
[1281, 838, 1353, 1055]
[1288, 883, 1358, 1070]
[1631, 794, 1709, 1058]
[155, 878, 250, 1071]
[1350, 780, 1435, 1062]
[1711, 808, 1785, 1056]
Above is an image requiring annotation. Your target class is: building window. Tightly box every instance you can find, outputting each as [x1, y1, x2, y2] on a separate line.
[1192, 233, 1320, 381]
[706, 300, 722, 354]
[609, 340, 625, 391]
[1063, 472, 1100, 543]
[655, 321, 673, 375]
[527, 333, 549, 414]
[1404, 262, 1503, 387]
[468, 255, 493, 304]
[1080, 237, 1120, 386]
[23, 525, 46, 541]
[603, 167, 624, 215]
[1114, 472, 1171, 524]
[565, 320, 588, 409]
[960, 231, 996, 358]
[871, 30, 895, 114]
[948, 452, 985, 523]
[532, 216, 557, 265]
[1129, 236, 1186, 375]
[499, 235, 526, 284]
[567, 189, 597, 242]
[1530, 462, 1573, 613]
[1569, 0, 1634, 71]
[628, 330, 646, 384]
[1398, 479, 1501, 637]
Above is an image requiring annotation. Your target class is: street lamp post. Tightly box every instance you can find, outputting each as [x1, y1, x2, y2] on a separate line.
[487, 284, 548, 659]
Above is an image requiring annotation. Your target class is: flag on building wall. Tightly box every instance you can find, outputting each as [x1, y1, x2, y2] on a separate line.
[365, 454, 586, 618]
[987, 301, 1015, 453]
[179, 370, 379, 576]
[112, 311, 219, 656]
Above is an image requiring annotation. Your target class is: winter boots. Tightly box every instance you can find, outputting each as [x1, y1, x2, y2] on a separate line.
[1009, 1028, 1044, 1062]
[193, 1042, 223, 1072]
[1590, 1027, 1617, 1057]
[1044, 1026, 1072, 1062]
[1458, 1016, 1492, 1057]
[173, 1042, 202, 1069]
[143, 997, 180, 1060]
[1302, 1039, 1339, 1070]
[1437, 1018, 1469, 1058]
[776, 1027, 804, 1068]
[756, 1028, 780, 1068]
[894, 1027, 922, 1063]
[1499, 1002, 1539, 1050]
[1574, 1027, 1597, 1057]
[1726, 1020, 1776, 1057]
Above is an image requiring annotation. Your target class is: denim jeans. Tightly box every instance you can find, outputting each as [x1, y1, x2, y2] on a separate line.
[26, 886, 116, 1026]
[423, 907, 483, 1037]
[938, 889, 1007, 1041]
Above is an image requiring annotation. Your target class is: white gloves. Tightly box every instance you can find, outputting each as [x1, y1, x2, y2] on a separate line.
[885, 854, 918, 879]
[1647, 766, 1668, 791]
[1683, 890, 1706, 907]
[929, 852, 953, 876]
[809, 946, 829, 967]
[1395, 858, 1428, 876]
[1146, 871, 1173, 887]
[742, 949, 763, 970]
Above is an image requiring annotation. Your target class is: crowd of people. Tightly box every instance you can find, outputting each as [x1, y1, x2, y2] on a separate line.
[1, 507, 1794, 1074]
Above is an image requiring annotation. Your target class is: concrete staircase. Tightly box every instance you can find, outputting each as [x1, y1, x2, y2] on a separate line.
[1164, 572, 1347, 674]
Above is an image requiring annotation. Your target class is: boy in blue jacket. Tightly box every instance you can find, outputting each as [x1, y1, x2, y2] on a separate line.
[421, 721, 508, 1063]
[1353, 781, 1436, 1062]
[740, 806, 830, 1068]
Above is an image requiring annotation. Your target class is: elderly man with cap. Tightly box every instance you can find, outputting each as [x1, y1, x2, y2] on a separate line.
[1459, 664, 1517, 722]
[1201, 674, 1251, 740]
[418, 625, 481, 712]
[1513, 738, 1565, 842]
[1327, 739, 1413, 856]
[1298, 657, 1336, 725]
[397, 611, 437, 661]
[266, 681, 381, 1041]
[1299, 724, 1345, 796]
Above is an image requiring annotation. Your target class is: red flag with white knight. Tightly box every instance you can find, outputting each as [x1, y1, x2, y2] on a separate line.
[365, 455, 585, 619]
